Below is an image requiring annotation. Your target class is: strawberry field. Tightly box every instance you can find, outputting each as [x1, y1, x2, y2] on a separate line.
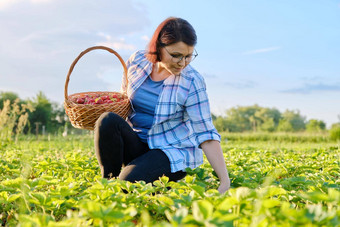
[0, 134, 339, 226]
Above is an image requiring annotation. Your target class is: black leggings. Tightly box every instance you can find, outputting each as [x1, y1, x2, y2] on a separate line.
[94, 112, 186, 183]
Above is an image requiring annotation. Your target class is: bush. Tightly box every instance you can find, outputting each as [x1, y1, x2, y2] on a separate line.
[329, 126, 340, 141]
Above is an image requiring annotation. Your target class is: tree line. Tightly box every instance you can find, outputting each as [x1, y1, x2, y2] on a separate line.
[212, 105, 339, 133]
[0, 91, 70, 135]
[1, 91, 339, 136]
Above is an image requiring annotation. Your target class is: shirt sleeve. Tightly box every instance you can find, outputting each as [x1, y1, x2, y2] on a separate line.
[185, 75, 221, 147]
[120, 50, 146, 94]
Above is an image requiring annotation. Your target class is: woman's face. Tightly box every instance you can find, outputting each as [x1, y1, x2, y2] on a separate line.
[159, 41, 195, 76]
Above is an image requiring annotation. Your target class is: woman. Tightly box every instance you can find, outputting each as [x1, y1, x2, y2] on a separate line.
[94, 17, 230, 193]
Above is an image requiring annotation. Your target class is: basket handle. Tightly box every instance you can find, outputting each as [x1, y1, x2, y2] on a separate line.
[64, 46, 128, 100]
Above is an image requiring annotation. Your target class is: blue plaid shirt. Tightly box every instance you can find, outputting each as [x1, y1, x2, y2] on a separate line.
[121, 50, 221, 172]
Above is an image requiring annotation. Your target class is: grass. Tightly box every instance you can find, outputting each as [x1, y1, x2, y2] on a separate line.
[0, 133, 339, 226]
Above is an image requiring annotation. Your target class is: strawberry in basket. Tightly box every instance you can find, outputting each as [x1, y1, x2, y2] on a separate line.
[71, 93, 125, 105]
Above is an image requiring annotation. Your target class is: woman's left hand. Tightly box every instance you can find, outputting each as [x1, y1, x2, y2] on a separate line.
[218, 179, 230, 194]
[200, 140, 231, 194]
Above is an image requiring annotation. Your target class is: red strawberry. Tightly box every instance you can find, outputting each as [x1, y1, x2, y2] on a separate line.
[76, 97, 85, 104]
[95, 98, 104, 104]
[85, 98, 95, 104]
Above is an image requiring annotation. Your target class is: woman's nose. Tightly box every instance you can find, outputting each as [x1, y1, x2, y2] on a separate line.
[177, 57, 185, 66]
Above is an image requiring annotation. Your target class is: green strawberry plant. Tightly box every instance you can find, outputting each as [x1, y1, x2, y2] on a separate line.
[0, 134, 339, 226]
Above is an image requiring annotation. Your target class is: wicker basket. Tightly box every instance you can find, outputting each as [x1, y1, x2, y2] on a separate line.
[64, 46, 131, 130]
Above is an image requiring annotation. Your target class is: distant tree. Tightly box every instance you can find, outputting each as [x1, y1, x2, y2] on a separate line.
[329, 123, 340, 140]
[212, 105, 314, 133]
[213, 116, 239, 132]
[249, 115, 260, 132]
[277, 119, 294, 132]
[223, 105, 282, 132]
[306, 119, 326, 132]
[331, 122, 340, 129]
[260, 118, 276, 132]
[27, 91, 53, 134]
[277, 110, 306, 132]
[214, 116, 228, 132]
[255, 107, 282, 132]
[225, 105, 262, 132]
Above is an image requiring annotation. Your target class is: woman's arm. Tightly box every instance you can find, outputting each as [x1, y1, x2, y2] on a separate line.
[200, 140, 230, 194]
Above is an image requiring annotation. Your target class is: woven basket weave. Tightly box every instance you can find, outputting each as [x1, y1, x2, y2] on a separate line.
[64, 46, 131, 130]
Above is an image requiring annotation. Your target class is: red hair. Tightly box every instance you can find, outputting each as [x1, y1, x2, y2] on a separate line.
[146, 17, 197, 63]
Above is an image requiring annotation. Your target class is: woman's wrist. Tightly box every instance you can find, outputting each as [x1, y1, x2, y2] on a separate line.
[218, 181, 230, 193]
[217, 169, 230, 182]
[218, 172, 230, 187]
[220, 177, 230, 185]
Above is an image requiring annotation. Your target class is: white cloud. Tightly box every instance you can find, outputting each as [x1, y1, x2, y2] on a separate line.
[30, 0, 52, 3]
[242, 46, 281, 55]
[0, 0, 52, 10]
[281, 82, 340, 94]
[141, 35, 150, 42]
[18, 27, 69, 43]
[96, 33, 136, 51]
[0, 0, 20, 10]
[0, 0, 149, 104]
[96, 40, 136, 51]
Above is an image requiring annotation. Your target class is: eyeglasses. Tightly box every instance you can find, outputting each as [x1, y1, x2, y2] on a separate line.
[163, 47, 198, 63]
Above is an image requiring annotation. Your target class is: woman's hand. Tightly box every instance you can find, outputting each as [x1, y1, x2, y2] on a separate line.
[218, 178, 231, 194]
[201, 140, 231, 194]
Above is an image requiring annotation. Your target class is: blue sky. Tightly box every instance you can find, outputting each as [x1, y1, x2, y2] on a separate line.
[0, 0, 339, 127]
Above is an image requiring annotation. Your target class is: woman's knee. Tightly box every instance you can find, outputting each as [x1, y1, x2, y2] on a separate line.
[95, 112, 124, 132]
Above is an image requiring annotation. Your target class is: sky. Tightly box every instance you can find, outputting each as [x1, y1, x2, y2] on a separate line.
[1, 0, 339, 127]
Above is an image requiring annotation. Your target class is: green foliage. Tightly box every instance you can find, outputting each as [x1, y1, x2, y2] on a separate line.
[276, 119, 294, 132]
[306, 119, 326, 132]
[214, 116, 236, 132]
[329, 124, 340, 141]
[225, 105, 264, 132]
[260, 118, 276, 132]
[27, 91, 54, 134]
[214, 105, 311, 133]
[255, 107, 281, 132]
[0, 135, 339, 226]
[277, 110, 306, 132]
